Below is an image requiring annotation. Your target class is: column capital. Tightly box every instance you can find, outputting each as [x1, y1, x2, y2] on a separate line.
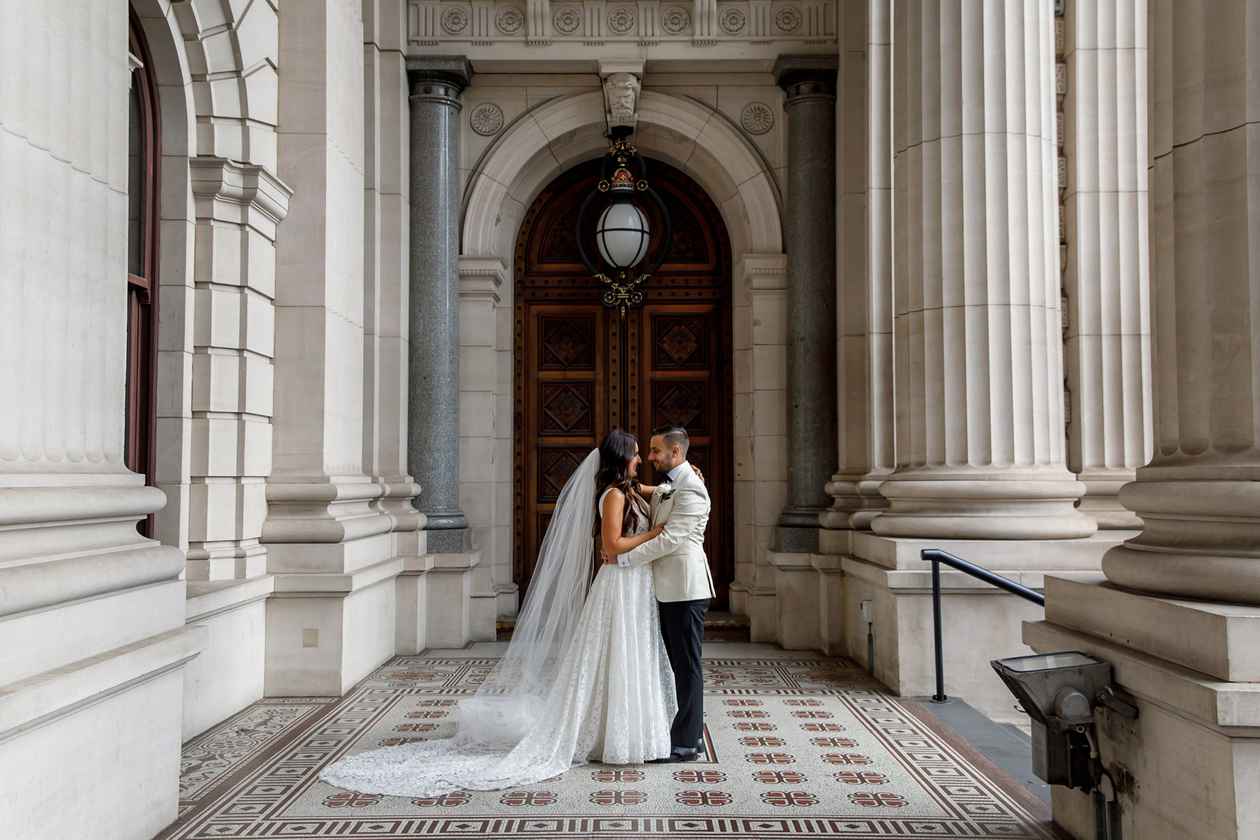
[773, 54, 838, 101]
[406, 55, 473, 101]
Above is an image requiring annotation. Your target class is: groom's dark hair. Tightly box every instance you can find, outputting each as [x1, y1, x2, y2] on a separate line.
[652, 424, 689, 456]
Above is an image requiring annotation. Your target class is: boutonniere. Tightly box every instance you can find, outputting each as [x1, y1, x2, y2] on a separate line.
[659, 487, 677, 502]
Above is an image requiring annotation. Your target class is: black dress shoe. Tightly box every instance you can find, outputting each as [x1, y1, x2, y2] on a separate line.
[666, 747, 700, 763]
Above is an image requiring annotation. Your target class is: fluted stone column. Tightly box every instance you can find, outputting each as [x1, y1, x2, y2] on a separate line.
[1101, 0, 1260, 603]
[408, 58, 470, 552]
[824, 0, 894, 533]
[875, 0, 1094, 540]
[1062, 0, 1154, 529]
[775, 55, 840, 552]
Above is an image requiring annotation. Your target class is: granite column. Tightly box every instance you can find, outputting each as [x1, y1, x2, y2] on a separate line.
[407, 58, 470, 552]
[775, 55, 840, 552]
[874, 0, 1093, 540]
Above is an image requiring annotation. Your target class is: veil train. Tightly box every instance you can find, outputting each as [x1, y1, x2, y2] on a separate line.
[318, 449, 602, 795]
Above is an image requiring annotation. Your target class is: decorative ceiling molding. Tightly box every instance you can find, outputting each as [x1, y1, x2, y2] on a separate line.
[407, 0, 837, 59]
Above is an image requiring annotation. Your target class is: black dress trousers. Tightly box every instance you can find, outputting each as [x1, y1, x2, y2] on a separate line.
[658, 597, 710, 750]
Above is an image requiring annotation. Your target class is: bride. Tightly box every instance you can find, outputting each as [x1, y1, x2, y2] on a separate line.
[319, 429, 679, 796]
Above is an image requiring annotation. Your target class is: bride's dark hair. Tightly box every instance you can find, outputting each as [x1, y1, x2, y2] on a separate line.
[595, 428, 644, 536]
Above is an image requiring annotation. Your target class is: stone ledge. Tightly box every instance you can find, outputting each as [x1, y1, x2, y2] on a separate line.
[1024, 620, 1260, 735]
[269, 557, 404, 596]
[842, 556, 1106, 593]
[399, 551, 482, 575]
[186, 575, 276, 623]
[1045, 577, 1260, 683]
[0, 625, 203, 743]
[850, 531, 1131, 572]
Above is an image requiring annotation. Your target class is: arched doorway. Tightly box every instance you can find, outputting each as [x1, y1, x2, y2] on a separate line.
[514, 157, 734, 606]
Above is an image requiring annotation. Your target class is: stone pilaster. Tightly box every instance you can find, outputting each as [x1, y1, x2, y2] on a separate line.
[266, 0, 398, 696]
[1100, 1, 1260, 604]
[824, 0, 894, 533]
[407, 56, 471, 552]
[1061, 0, 1154, 529]
[774, 54, 840, 552]
[875, 0, 1094, 540]
[363, 0, 423, 558]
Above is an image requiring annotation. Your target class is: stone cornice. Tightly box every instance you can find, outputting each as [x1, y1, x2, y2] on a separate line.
[739, 252, 788, 290]
[457, 256, 507, 302]
[406, 0, 837, 63]
[189, 156, 293, 233]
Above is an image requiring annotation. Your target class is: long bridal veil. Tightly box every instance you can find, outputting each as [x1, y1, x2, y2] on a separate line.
[318, 449, 601, 795]
[449, 448, 600, 744]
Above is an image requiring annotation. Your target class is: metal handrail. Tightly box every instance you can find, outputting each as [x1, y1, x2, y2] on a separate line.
[921, 548, 1045, 703]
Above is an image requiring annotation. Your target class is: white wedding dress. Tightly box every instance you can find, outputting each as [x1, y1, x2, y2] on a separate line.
[320, 458, 677, 797]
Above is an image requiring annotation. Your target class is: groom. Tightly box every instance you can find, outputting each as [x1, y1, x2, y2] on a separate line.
[605, 425, 714, 763]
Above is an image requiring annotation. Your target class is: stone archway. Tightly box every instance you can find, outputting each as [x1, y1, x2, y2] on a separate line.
[458, 89, 788, 619]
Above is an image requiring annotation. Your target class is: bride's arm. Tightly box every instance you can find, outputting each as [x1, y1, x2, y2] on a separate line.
[601, 490, 664, 557]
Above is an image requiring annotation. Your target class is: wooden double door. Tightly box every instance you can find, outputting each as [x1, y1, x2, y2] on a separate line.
[514, 158, 733, 605]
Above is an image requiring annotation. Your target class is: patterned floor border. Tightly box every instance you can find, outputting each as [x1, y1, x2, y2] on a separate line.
[159, 651, 1064, 840]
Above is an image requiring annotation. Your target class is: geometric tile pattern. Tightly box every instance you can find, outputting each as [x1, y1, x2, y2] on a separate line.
[161, 648, 1056, 839]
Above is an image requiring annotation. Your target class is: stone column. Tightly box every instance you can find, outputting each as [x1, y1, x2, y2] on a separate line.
[0, 2, 195, 836]
[1101, 0, 1260, 604]
[1061, 0, 1154, 529]
[407, 57, 471, 552]
[823, 0, 894, 534]
[774, 55, 839, 552]
[874, 0, 1093, 540]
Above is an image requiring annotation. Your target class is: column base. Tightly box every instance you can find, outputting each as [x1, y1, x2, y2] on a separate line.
[872, 470, 1095, 539]
[821, 475, 889, 530]
[184, 576, 274, 740]
[769, 552, 844, 653]
[776, 506, 826, 551]
[422, 514, 470, 552]
[748, 586, 779, 643]
[0, 627, 200, 840]
[1027, 580, 1260, 840]
[264, 557, 402, 696]
[1077, 469, 1142, 529]
[396, 551, 483, 653]
[1101, 479, 1260, 604]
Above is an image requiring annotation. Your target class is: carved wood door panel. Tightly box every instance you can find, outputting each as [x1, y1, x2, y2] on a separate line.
[515, 158, 732, 605]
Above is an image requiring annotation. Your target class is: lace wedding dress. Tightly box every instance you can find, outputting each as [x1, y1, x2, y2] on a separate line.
[319, 453, 677, 797]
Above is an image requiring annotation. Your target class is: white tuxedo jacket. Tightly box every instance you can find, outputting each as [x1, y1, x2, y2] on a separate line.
[618, 461, 715, 603]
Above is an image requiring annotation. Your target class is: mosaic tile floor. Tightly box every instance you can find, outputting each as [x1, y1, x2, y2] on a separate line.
[160, 643, 1057, 839]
